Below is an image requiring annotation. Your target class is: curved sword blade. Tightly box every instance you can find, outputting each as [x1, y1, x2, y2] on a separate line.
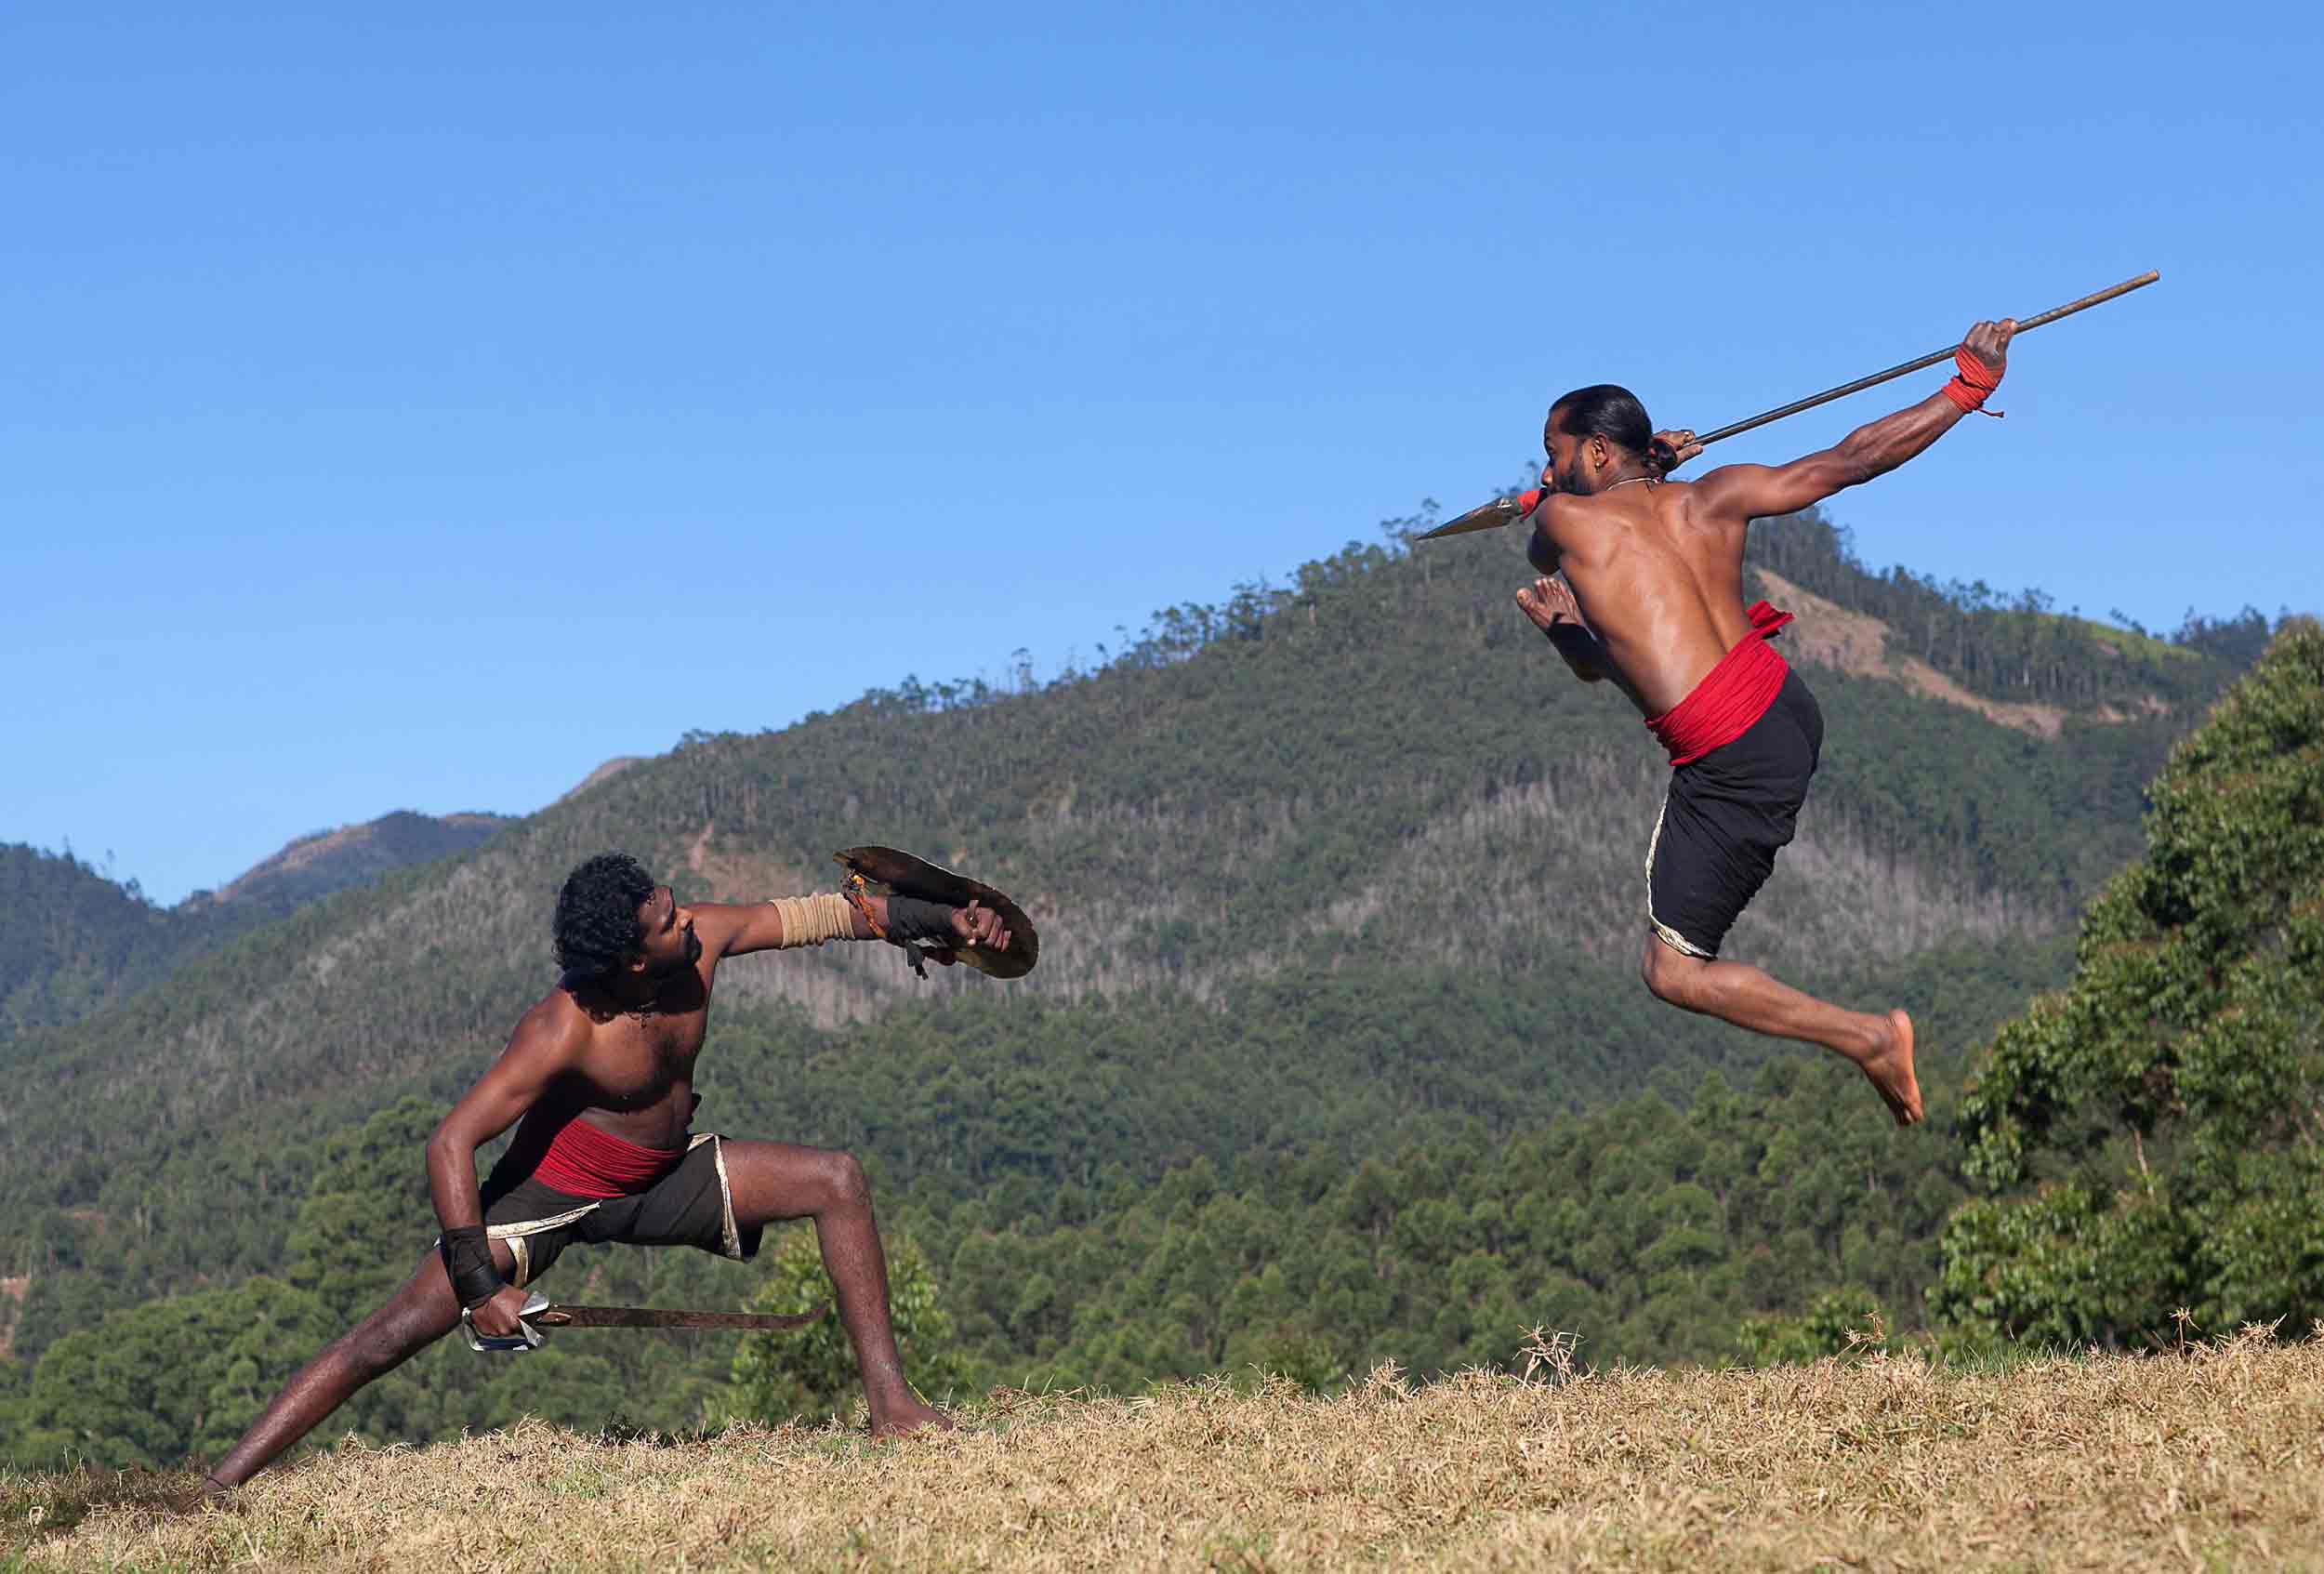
[533, 1301, 829, 1332]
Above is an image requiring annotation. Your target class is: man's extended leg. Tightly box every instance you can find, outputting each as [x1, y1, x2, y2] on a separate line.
[718, 1141, 951, 1437]
[203, 1242, 503, 1490]
[1641, 937, 1922, 1126]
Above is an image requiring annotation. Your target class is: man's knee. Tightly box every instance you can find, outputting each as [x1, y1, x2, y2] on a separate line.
[1641, 938, 1703, 1007]
[819, 1149, 870, 1209]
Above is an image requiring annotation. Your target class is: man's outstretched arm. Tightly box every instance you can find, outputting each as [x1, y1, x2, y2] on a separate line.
[698, 893, 1010, 962]
[1687, 318, 2015, 520]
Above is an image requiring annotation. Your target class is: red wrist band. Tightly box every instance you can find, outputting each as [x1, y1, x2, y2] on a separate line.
[842, 875, 888, 940]
[1942, 347, 2004, 417]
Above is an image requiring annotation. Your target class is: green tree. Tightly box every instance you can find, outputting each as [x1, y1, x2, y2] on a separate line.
[1935, 622, 2324, 1348]
[284, 1093, 442, 1322]
[722, 1228, 965, 1424]
[1735, 1289, 1890, 1366]
[7, 1277, 335, 1470]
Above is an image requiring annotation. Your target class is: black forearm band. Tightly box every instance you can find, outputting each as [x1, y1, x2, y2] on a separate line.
[881, 896, 959, 947]
[439, 1225, 505, 1309]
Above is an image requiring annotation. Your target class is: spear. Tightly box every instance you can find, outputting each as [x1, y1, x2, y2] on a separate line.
[1417, 270, 2159, 541]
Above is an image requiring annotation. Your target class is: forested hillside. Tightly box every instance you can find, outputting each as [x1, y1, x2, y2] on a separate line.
[0, 847, 184, 1041]
[0, 810, 508, 1045]
[0, 508, 2279, 1466]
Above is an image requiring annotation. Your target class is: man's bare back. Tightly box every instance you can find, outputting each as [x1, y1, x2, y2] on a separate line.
[1518, 475, 1752, 717]
[1500, 320, 2017, 1128]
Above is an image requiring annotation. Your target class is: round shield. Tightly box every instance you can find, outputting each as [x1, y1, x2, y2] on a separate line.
[832, 845, 1039, 980]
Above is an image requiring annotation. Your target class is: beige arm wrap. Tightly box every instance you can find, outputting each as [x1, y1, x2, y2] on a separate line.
[764, 893, 858, 947]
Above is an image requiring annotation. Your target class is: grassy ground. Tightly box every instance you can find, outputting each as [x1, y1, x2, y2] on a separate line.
[9, 1329, 2324, 1571]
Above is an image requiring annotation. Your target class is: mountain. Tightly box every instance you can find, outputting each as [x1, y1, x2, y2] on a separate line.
[180, 810, 514, 926]
[556, 757, 643, 803]
[0, 810, 512, 1045]
[0, 509, 2278, 1422]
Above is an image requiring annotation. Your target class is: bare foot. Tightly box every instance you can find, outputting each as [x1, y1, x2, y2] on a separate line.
[1860, 1009, 1922, 1128]
[165, 1475, 234, 1514]
[869, 1396, 953, 1441]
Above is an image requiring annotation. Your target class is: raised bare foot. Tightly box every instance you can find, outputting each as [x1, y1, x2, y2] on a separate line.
[868, 1396, 953, 1441]
[1860, 1009, 1922, 1127]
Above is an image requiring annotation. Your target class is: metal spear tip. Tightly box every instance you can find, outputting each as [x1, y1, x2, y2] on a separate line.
[1417, 493, 1533, 541]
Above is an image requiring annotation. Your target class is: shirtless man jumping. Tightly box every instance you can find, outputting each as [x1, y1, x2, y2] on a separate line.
[1513, 317, 2018, 1127]
[205, 852, 1010, 1489]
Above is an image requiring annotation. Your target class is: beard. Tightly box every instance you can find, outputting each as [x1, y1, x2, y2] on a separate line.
[649, 926, 703, 976]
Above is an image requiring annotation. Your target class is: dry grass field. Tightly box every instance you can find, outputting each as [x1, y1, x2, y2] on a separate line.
[9, 1329, 2324, 1572]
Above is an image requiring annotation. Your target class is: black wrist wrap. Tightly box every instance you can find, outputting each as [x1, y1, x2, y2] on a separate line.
[439, 1225, 505, 1309]
[881, 896, 959, 947]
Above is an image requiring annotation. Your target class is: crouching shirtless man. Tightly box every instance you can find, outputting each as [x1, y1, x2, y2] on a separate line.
[1513, 318, 2019, 1126]
[205, 852, 1009, 1489]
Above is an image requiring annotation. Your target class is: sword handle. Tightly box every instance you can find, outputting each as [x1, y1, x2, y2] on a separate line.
[462, 1291, 550, 1354]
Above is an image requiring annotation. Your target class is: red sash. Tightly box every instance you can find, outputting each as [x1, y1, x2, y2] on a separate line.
[1644, 602, 1795, 766]
[532, 1118, 684, 1200]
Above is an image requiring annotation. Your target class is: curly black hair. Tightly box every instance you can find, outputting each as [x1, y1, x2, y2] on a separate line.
[552, 853, 658, 979]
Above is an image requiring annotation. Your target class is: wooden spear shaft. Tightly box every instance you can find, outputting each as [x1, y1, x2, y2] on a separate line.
[1693, 270, 2159, 447]
[1415, 271, 2160, 541]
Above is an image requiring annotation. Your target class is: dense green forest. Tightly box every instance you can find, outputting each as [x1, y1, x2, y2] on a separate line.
[0, 846, 188, 1040]
[1, 934, 2056, 1468]
[0, 508, 2292, 1469]
[1936, 621, 2324, 1348]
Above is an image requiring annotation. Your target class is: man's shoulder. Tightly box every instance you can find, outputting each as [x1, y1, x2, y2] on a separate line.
[1644, 476, 1752, 536]
[1535, 490, 1616, 535]
[516, 984, 596, 1052]
[1648, 477, 1714, 518]
[1549, 482, 1703, 535]
[1549, 481, 1699, 519]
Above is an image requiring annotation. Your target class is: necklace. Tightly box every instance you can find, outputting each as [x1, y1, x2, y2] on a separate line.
[1605, 474, 1658, 491]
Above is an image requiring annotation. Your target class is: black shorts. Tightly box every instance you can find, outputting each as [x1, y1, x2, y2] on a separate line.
[472, 1132, 762, 1289]
[1646, 670, 1824, 959]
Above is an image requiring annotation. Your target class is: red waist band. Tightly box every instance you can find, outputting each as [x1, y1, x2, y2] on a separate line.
[1644, 602, 1796, 766]
[531, 1118, 685, 1200]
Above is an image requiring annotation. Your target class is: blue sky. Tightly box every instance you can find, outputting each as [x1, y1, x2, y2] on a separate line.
[5, 2, 2317, 904]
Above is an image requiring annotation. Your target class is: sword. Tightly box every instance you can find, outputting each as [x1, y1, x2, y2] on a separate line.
[1418, 270, 2159, 542]
[465, 1293, 829, 1353]
[535, 1303, 830, 1331]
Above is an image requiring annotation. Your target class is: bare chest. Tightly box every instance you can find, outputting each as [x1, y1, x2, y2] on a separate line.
[574, 1009, 709, 1110]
